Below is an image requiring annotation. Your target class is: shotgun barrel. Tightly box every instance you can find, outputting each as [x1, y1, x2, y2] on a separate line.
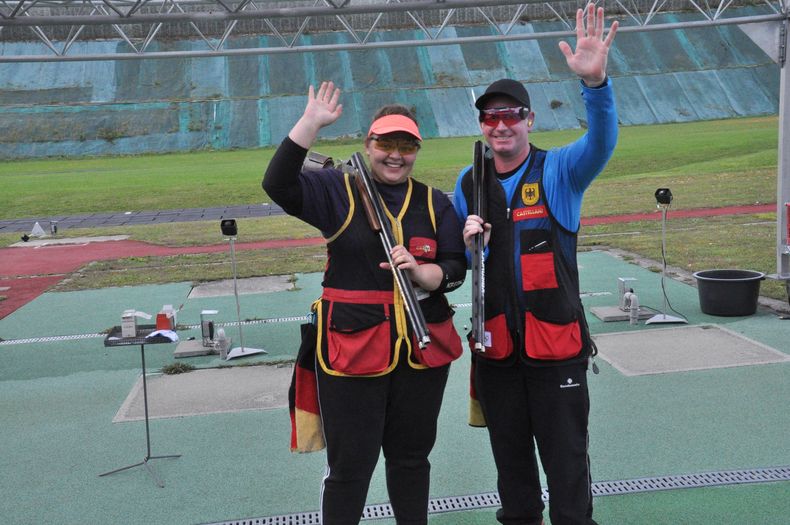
[348, 152, 431, 349]
[471, 141, 487, 352]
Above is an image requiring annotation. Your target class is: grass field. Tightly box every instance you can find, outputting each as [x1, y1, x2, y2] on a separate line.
[2, 115, 787, 303]
[0, 116, 778, 219]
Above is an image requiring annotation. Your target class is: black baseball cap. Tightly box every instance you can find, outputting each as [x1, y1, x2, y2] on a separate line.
[475, 79, 531, 110]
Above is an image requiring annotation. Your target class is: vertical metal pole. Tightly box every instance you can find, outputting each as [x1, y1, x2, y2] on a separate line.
[140, 344, 152, 460]
[646, 205, 686, 324]
[777, 20, 790, 287]
[661, 207, 669, 316]
[229, 237, 246, 350]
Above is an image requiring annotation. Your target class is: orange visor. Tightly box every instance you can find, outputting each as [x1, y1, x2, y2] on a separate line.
[367, 114, 422, 141]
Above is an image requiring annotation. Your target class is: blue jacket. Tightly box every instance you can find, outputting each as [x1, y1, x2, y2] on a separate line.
[453, 79, 618, 365]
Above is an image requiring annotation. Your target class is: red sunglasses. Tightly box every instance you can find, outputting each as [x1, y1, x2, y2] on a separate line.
[479, 107, 530, 127]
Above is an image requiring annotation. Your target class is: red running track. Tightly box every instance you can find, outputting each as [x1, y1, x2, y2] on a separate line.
[581, 203, 775, 225]
[0, 203, 775, 319]
[0, 237, 325, 319]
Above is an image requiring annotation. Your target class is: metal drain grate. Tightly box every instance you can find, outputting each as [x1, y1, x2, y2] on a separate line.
[593, 466, 790, 496]
[362, 503, 394, 519]
[201, 466, 790, 525]
[204, 513, 321, 525]
[0, 315, 309, 346]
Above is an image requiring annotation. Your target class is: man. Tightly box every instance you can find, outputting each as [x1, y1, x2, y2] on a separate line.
[453, 4, 618, 525]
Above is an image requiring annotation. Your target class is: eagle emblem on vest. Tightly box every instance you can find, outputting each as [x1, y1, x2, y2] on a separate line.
[521, 183, 539, 206]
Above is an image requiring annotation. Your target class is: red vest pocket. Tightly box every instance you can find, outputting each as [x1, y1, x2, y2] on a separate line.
[520, 252, 558, 291]
[326, 301, 392, 375]
[412, 317, 462, 367]
[327, 321, 391, 375]
[470, 313, 513, 360]
[524, 312, 582, 360]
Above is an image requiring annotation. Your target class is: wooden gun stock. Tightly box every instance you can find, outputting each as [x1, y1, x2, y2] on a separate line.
[353, 171, 382, 232]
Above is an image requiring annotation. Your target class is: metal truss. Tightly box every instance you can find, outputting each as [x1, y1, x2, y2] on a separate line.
[0, 0, 786, 62]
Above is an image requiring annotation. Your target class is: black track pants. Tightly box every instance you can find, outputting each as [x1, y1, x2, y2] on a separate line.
[317, 362, 450, 525]
[475, 359, 594, 525]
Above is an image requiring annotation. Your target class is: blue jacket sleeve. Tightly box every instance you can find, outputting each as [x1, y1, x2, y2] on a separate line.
[453, 165, 490, 267]
[544, 78, 618, 232]
[453, 167, 471, 225]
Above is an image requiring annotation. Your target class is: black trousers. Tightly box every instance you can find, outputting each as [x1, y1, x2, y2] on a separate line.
[316, 360, 450, 525]
[475, 359, 594, 525]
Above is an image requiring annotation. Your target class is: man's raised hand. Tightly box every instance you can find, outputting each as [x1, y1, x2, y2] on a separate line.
[558, 3, 619, 87]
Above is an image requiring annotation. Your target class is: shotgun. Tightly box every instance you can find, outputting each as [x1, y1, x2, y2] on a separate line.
[471, 141, 488, 352]
[346, 152, 431, 349]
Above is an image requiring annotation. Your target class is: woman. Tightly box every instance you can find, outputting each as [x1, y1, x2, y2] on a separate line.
[262, 81, 466, 525]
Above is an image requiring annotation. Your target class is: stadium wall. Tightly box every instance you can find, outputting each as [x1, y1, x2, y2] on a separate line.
[0, 8, 779, 159]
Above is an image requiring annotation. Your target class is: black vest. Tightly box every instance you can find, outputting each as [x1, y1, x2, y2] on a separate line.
[324, 176, 438, 292]
[461, 147, 594, 366]
[316, 174, 460, 376]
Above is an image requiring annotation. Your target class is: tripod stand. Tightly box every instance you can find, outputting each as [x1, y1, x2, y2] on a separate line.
[100, 329, 180, 487]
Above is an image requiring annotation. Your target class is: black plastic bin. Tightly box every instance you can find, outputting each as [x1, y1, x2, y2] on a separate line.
[692, 269, 765, 316]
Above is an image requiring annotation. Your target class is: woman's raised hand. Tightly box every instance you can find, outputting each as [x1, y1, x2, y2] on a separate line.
[304, 81, 343, 129]
[289, 81, 343, 149]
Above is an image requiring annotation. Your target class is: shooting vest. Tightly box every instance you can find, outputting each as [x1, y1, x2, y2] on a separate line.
[316, 174, 462, 376]
[461, 147, 594, 367]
